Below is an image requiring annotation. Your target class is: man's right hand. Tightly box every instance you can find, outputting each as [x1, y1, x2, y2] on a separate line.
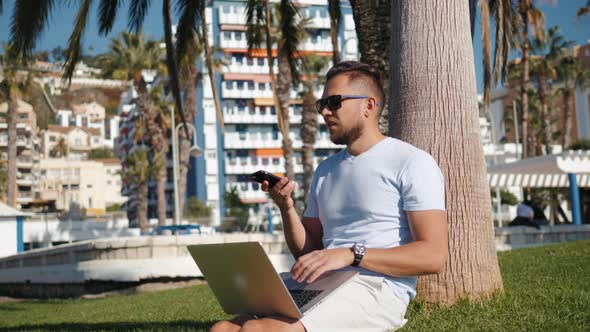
[261, 177, 295, 212]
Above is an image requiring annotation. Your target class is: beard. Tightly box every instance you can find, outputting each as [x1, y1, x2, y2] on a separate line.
[330, 122, 363, 145]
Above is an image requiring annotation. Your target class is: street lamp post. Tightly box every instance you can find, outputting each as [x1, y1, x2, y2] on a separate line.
[170, 108, 202, 226]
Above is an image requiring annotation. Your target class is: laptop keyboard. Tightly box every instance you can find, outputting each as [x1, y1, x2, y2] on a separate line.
[288, 289, 323, 308]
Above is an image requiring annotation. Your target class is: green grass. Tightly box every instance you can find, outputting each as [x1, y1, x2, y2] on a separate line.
[1, 240, 589, 332]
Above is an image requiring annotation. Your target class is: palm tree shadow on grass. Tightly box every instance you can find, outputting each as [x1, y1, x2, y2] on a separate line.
[0, 320, 217, 332]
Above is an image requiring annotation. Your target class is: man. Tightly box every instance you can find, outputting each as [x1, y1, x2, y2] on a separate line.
[210, 61, 448, 332]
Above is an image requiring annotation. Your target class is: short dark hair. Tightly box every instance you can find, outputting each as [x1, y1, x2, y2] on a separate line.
[325, 61, 385, 112]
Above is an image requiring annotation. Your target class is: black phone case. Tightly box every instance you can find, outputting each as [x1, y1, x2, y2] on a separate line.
[250, 170, 281, 188]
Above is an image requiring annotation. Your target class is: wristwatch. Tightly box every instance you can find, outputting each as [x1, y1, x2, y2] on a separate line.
[350, 243, 366, 267]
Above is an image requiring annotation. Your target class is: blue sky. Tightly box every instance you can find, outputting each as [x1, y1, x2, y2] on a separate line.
[0, 0, 588, 94]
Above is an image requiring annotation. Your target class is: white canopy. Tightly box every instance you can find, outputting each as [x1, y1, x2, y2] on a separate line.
[487, 150, 590, 188]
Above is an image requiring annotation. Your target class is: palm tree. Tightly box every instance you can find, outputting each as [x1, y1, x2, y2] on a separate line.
[389, 0, 503, 304]
[8, 0, 193, 139]
[176, 39, 225, 216]
[556, 56, 590, 147]
[120, 147, 157, 233]
[328, 0, 341, 64]
[517, 0, 544, 158]
[349, 1, 391, 134]
[0, 159, 7, 203]
[478, 0, 520, 109]
[99, 32, 165, 223]
[147, 85, 172, 227]
[530, 26, 574, 155]
[246, 0, 306, 181]
[299, 54, 329, 205]
[0, 43, 31, 207]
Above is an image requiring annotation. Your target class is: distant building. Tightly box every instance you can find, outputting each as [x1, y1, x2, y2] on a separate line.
[0, 100, 42, 209]
[38, 159, 125, 215]
[42, 125, 103, 160]
[56, 102, 120, 148]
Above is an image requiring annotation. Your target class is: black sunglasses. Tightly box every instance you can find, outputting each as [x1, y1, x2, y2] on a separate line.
[315, 95, 380, 114]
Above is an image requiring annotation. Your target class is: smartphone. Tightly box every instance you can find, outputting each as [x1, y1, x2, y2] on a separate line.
[250, 170, 282, 188]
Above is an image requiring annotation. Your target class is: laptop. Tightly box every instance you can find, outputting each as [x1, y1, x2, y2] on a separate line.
[187, 242, 358, 319]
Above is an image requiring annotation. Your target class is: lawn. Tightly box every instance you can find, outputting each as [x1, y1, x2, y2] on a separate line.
[1, 240, 589, 332]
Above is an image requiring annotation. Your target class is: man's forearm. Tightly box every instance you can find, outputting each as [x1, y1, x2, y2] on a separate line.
[280, 207, 314, 258]
[360, 241, 448, 277]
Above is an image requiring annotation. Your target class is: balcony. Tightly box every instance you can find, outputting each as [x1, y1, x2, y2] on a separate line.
[225, 155, 331, 175]
[16, 156, 34, 168]
[223, 58, 278, 74]
[221, 81, 306, 100]
[302, 9, 331, 29]
[220, 31, 248, 49]
[218, 6, 246, 25]
[16, 174, 34, 186]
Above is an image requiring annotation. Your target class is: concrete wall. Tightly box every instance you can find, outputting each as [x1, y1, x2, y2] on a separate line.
[23, 218, 138, 245]
[495, 225, 590, 251]
[0, 233, 291, 284]
[0, 217, 17, 258]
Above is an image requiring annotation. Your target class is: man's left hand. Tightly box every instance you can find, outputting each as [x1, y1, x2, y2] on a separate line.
[290, 248, 354, 284]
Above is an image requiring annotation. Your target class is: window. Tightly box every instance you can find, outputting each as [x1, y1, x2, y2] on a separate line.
[207, 151, 217, 159]
[252, 182, 259, 190]
[49, 136, 56, 142]
[248, 81, 255, 90]
[272, 158, 280, 165]
[240, 182, 248, 191]
[257, 58, 264, 66]
[262, 158, 269, 165]
[247, 58, 254, 66]
[237, 81, 244, 90]
[259, 107, 266, 115]
[107, 180, 112, 185]
[87, 184, 92, 189]
[75, 138, 82, 146]
[224, 31, 231, 40]
[225, 81, 233, 90]
[235, 32, 242, 41]
[93, 138, 99, 144]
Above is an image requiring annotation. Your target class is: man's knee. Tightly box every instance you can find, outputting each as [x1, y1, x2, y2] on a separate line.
[209, 320, 240, 332]
[239, 319, 262, 332]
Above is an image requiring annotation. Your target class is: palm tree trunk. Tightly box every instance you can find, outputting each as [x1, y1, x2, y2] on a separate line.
[156, 163, 167, 226]
[178, 65, 197, 216]
[263, 0, 289, 167]
[328, 0, 341, 64]
[301, 91, 317, 204]
[277, 52, 295, 180]
[350, 0, 391, 135]
[537, 71, 552, 154]
[137, 180, 149, 233]
[6, 93, 18, 207]
[390, 0, 503, 304]
[200, 1, 224, 132]
[519, 5, 531, 158]
[562, 83, 574, 148]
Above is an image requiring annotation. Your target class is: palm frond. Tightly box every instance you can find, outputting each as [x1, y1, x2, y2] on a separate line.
[98, 0, 121, 35]
[174, 0, 201, 66]
[9, 0, 56, 60]
[62, 0, 92, 84]
[128, 0, 151, 33]
[246, 0, 266, 50]
[0, 0, 3, 14]
[490, 0, 519, 86]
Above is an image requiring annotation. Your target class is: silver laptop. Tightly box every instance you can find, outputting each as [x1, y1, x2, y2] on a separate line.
[187, 242, 358, 319]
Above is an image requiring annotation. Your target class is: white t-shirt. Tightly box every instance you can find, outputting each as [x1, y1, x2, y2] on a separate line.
[303, 137, 445, 304]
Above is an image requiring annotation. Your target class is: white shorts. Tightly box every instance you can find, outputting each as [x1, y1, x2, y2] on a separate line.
[299, 275, 408, 332]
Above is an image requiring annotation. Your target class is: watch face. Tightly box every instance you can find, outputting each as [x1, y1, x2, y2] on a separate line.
[353, 244, 366, 255]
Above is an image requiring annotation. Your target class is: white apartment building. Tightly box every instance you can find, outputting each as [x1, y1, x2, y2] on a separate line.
[180, 1, 358, 226]
[42, 125, 104, 160]
[0, 100, 41, 209]
[38, 158, 125, 215]
[56, 102, 120, 148]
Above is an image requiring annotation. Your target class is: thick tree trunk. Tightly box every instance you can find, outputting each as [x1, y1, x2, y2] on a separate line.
[390, 0, 503, 304]
[537, 71, 552, 155]
[301, 91, 317, 205]
[6, 94, 18, 207]
[277, 52, 295, 181]
[350, 0, 390, 135]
